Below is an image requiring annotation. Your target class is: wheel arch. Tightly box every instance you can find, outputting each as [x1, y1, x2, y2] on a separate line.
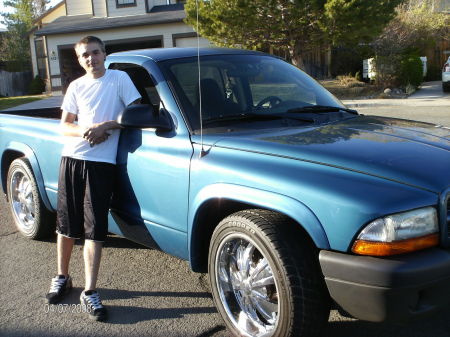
[1, 142, 53, 211]
[188, 183, 330, 273]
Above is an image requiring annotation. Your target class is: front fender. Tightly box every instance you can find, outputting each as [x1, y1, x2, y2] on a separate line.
[188, 183, 330, 262]
[1, 141, 54, 211]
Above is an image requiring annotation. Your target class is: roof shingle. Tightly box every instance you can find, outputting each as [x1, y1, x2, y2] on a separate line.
[35, 5, 185, 36]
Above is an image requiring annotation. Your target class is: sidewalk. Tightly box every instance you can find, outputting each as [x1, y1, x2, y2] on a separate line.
[3, 95, 63, 111]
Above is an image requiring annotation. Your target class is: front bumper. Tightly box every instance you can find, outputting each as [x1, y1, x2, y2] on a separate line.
[442, 72, 450, 83]
[319, 248, 450, 322]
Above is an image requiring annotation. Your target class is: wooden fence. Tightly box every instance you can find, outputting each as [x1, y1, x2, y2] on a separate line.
[0, 70, 33, 97]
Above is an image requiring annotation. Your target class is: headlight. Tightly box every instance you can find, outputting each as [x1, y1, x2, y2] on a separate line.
[352, 207, 439, 256]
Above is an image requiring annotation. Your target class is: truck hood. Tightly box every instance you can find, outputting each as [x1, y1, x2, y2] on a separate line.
[206, 116, 450, 192]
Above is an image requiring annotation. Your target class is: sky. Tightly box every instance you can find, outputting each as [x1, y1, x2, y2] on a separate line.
[0, 0, 62, 29]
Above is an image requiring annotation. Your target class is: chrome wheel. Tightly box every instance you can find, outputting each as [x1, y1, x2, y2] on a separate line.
[210, 210, 330, 337]
[216, 233, 279, 337]
[7, 158, 54, 239]
[9, 168, 36, 231]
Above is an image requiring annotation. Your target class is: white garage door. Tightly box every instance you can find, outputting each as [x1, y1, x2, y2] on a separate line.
[175, 37, 212, 48]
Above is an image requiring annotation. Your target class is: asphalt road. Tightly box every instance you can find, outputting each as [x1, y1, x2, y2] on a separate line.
[1, 195, 450, 337]
[1, 95, 450, 337]
[357, 105, 450, 127]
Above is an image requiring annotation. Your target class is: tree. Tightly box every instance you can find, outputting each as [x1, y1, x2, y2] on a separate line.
[322, 0, 402, 46]
[373, 0, 449, 57]
[33, 0, 49, 18]
[0, 0, 49, 71]
[372, 0, 449, 87]
[185, 0, 402, 69]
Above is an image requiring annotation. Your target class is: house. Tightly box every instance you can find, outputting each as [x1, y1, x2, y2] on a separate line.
[29, 0, 211, 94]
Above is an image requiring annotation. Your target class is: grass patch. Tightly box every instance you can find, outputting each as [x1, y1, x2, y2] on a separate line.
[320, 79, 382, 99]
[0, 95, 50, 110]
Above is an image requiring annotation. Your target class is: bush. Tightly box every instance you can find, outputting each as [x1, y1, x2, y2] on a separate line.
[405, 83, 416, 95]
[373, 55, 400, 88]
[398, 54, 423, 88]
[28, 76, 46, 95]
[336, 75, 365, 88]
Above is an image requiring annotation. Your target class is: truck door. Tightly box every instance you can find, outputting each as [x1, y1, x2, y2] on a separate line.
[108, 62, 193, 259]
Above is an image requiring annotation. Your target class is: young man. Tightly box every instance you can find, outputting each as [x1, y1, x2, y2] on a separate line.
[45, 36, 141, 321]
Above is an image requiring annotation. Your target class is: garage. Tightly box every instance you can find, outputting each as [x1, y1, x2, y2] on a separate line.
[58, 37, 163, 92]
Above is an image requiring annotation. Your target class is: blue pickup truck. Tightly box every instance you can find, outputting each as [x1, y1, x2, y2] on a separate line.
[1, 48, 450, 337]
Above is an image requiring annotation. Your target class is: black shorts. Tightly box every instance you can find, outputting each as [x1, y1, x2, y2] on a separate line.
[56, 157, 116, 242]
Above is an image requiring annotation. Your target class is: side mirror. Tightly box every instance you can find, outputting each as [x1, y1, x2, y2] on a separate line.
[117, 104, 172, 131]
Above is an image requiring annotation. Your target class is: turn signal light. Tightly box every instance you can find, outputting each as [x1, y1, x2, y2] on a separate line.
[352, 233, 439, 256]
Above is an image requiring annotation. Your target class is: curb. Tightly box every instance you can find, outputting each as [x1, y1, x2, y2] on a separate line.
[344, 102, 392, 108]
[343, 98, 450, 108]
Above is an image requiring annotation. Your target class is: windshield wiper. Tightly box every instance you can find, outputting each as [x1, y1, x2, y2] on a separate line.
[286, 105, 358, 115]
[202, 112, 314, 126]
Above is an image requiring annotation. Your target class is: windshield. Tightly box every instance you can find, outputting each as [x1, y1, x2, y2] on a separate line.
[160, 54, 345, 133]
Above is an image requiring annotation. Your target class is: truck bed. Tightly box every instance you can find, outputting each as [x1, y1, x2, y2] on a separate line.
[0, 107, 61, 119]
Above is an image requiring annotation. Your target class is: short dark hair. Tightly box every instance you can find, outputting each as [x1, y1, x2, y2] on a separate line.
[75, 36, 105, 56]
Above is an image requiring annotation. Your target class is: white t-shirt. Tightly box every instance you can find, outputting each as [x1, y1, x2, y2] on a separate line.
[61, 69, 141, 164]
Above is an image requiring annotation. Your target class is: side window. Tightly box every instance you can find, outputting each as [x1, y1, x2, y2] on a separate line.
[170, 63, 225, 108]
[109, 63, 159, 105]
[249, 65, 316, 106]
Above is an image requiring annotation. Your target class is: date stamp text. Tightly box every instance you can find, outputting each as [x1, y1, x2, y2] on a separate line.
[44, 304, 92, 314]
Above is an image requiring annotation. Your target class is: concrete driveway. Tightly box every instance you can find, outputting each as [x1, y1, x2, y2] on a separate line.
[408, 81, 449, 99]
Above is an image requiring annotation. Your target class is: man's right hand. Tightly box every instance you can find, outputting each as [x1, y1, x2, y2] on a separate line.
[83, 124, 110, 146]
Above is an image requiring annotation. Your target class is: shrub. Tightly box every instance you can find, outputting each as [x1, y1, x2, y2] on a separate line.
[28, 76, 46, 95]
[373, 55, 400, 88]
[405, 83, 416, 95]
[398, 54, 423, 88]
[336, 75, 365, 88]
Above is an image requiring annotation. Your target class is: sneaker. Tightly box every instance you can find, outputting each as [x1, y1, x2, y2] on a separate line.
[80, 290, 107, 321]
[46, 275, 72, 304]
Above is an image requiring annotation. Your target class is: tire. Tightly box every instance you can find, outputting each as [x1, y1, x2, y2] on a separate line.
[208, 209, 330, 337]
[6, 158, 54, 239]
[443, 83, 450, 93]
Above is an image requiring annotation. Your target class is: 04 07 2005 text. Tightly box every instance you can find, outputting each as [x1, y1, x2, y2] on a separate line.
[44, 304, 92, 314]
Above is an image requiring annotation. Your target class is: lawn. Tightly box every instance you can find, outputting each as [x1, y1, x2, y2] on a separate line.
[0, 95, 49, 111]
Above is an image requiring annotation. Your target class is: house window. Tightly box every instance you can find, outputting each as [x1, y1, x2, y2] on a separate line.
[116, 0, 136, 8]
[34, 38, 47, 80]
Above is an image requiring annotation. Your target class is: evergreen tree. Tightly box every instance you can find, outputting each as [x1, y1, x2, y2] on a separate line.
[1, 0, 49, 71]
[185, 0, 402, 69]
